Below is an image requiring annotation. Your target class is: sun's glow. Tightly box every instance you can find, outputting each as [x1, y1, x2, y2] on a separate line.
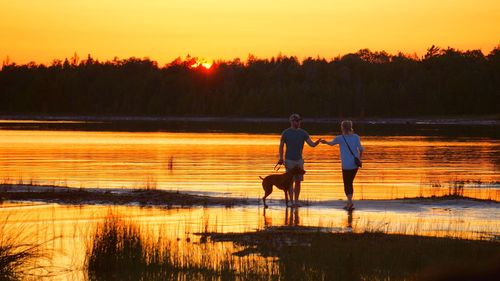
[0, 0, 499, 65]
[190, 60, 213, 70]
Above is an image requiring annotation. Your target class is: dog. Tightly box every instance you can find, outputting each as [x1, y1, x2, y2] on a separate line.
[260, 166, 306, 208]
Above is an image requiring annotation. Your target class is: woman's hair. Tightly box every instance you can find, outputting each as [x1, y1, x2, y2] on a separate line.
[341, 120, 353, 134]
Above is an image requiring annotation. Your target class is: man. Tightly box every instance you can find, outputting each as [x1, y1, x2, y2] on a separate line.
[278, 113, 322, 207]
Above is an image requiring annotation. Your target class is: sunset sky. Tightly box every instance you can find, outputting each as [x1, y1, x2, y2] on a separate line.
[1, 0, 499, 65]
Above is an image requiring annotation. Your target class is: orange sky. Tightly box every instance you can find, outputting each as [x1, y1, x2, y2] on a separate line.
[1, 0, 499, 65]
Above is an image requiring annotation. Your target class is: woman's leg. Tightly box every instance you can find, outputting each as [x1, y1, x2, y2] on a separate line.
[342, 169, 358, 207]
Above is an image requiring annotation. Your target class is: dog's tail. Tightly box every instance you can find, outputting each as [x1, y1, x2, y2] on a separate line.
[259, 176, 264, 180]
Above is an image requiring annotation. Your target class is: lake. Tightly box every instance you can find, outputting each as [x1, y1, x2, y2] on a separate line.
[0, 127, 498, 201]
[0, 119, 498, 280]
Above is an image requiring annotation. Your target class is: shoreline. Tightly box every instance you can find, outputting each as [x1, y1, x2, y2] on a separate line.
[1, 184, 497, 210]
[0, 115, 499, 126]
[0, 184, 249, 208]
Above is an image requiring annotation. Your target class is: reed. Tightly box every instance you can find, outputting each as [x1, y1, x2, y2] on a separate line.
[206, 227, 500, 281]
[0, 216, 47, 281]
[409, 178, 500, 202]
[0, 242, 40, 280]
[85, 212, 278, 281]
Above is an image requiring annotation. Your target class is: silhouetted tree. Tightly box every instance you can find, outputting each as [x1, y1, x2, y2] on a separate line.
[0, 47, 498, 118]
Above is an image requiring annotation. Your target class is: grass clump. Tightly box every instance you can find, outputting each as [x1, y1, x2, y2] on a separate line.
[86, 213, 277, 281]
[0, 217, 45, 281]
[0, 243, 40, 281]
[86, 214, 162, 280]
[418, 179, 499, 201]
[206, 227, 500, 281]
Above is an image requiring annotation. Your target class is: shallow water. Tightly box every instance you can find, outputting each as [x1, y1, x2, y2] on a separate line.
[0, 200, 498, 280]
[0, 130, 498, 200]
[0, 125, 499, 279]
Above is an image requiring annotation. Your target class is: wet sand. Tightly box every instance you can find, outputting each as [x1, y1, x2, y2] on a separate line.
[1, 184, 497, 211]
[0, 184, 249, 207]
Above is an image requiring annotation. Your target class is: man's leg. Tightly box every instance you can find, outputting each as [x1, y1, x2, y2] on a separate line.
[285, 159, 304, 207]
[294, 180, 301, 205]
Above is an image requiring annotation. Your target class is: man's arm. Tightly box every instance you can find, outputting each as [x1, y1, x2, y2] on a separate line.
[306, 137, 322, 147]
[278, 137, 285, 164]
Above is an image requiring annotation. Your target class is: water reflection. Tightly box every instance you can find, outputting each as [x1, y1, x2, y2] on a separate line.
[262, 207, 302, 227]
[0, 201, 498, 280]
[346, 209, 354, 229]
[285, 207, 300, 226]
[0, 130, 498, 201]
[262, 208, 272, 227]
[0, 126, 498, 279]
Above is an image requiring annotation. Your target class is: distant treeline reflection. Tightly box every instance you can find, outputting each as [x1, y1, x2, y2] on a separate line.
[1, 46, 498, 117]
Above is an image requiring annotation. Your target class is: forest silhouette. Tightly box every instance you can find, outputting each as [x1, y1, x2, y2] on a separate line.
[1, 46, 498, 118]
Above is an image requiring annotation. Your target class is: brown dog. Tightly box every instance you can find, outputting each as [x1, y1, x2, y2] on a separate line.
[260, 166, 306, 208]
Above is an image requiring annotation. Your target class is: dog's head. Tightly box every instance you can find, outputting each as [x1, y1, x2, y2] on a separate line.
[288, 166, 306, 176]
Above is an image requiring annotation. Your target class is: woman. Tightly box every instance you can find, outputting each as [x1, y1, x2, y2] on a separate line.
[321, 120, 364, 210]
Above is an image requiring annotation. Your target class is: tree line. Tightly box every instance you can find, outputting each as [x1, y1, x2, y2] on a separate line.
[1, 46, 499, 118]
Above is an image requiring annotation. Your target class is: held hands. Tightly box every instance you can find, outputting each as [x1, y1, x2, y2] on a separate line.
[315, 138, 327, 145]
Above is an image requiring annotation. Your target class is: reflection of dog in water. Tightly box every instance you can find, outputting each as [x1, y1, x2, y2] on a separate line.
[259, 166, 306, 208]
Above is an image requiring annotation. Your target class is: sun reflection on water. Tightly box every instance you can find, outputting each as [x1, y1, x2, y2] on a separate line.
[0, 129, 498, 279]
[1, 201, 497, 280]
[0, 130, 498, 201]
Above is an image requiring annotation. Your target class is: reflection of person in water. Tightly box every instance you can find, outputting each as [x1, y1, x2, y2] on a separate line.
[345, 209, 353, 229]
[262, 207, 300, 228]
[285, 207, 300, 226]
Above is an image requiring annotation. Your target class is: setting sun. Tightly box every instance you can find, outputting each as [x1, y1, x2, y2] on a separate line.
[0, 1, 499, 280]
[189, 60, 213, 70]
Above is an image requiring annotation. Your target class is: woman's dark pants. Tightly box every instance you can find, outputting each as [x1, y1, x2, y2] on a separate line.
[342, 168, 358, 196]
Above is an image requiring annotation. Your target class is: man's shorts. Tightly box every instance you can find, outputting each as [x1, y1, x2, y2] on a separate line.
[285, 159, 305, 181]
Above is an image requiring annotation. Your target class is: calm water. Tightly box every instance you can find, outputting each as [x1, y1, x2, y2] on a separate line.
[0, 129, 498, 200]
[1, 201, 498, 281]
[0, 125, 499, 280]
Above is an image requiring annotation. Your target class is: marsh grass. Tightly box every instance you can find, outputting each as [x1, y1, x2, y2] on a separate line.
[350, 216, 498, 241]
[0, 215, 55, 281]
[86, 213, 279, 281]
[144, 177, 157, 191]
[0, 240, 40, 280]
[85, 211, 500, 281]
[412, 178, 499, 202]
[206, 228, 500, 281]
[86, 215, 151, 280]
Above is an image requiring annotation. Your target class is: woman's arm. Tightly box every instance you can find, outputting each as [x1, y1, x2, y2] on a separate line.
[320, 137, 338, 146]
[357, 135, 364, 158]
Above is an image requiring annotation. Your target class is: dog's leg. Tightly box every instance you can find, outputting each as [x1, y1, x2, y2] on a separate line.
[287, 185, 294, 206]
[284, 190, 289, 207]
